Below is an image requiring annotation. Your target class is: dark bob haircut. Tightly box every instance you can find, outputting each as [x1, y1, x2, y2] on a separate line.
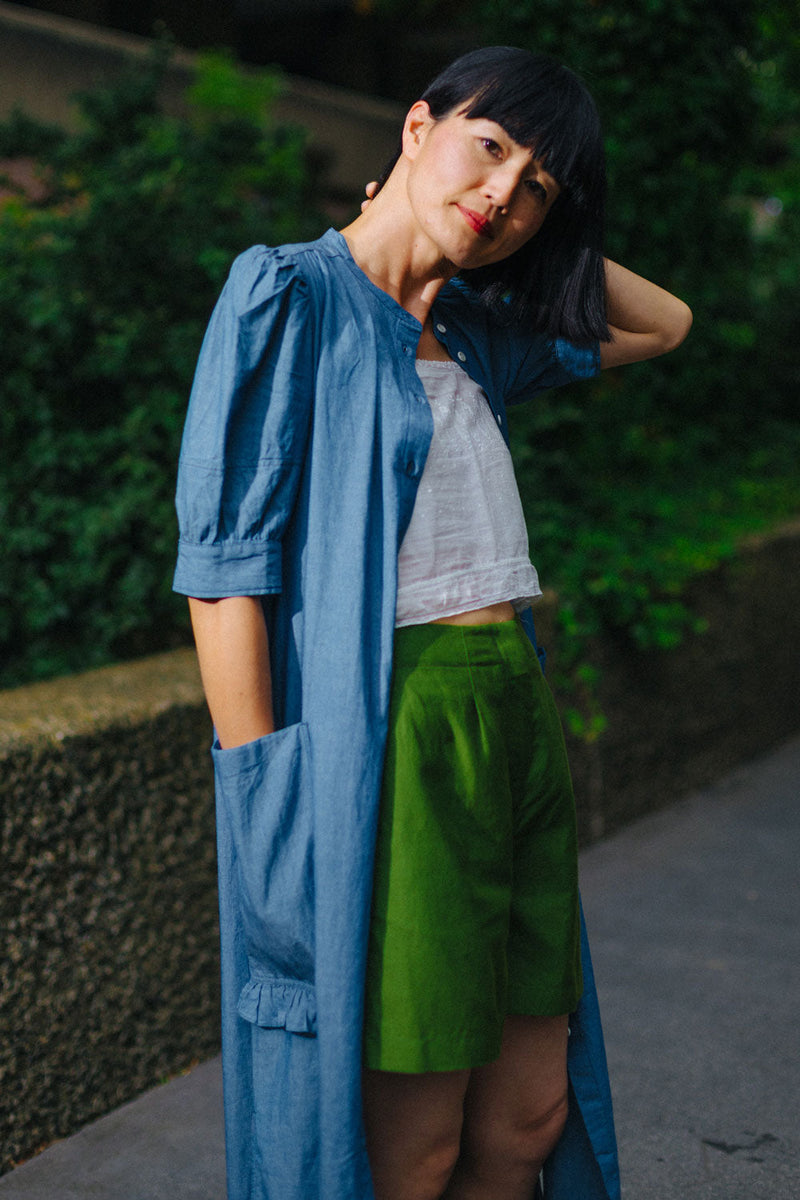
[375, 46, 610, 344]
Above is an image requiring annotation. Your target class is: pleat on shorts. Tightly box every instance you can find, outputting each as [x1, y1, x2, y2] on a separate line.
[363, 618, 582, 1073]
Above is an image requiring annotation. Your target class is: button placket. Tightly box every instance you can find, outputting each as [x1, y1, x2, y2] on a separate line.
[398, 333, 433, 483]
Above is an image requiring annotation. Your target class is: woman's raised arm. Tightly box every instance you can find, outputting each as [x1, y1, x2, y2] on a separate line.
[600, 259, 693, 369]
[188, 596, 275, 749]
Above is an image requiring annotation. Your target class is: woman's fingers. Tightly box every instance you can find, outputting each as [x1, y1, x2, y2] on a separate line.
[361, 180, 379, 212]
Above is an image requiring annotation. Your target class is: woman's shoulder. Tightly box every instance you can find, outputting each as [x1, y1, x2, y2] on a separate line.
[435, 278, 542, 355]
[223, 241, 312, 310]
[436, 276, 529, 336]
[434, 277, 599, 401]
[223, 230, 346, 314]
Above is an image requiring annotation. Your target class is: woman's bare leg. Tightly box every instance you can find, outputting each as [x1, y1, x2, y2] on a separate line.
[442, 1014, 569, 1200]
[363, 1066, 471, 1200]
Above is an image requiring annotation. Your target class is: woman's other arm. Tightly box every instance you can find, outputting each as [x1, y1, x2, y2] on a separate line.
[188, 596, 275, 749]
[600, 259, 693, 368]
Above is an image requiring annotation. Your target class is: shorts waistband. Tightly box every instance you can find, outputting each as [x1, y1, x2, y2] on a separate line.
[392, 618, 538, 671]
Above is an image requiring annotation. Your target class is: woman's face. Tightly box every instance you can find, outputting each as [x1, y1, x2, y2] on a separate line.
[403, 101, 561, 270]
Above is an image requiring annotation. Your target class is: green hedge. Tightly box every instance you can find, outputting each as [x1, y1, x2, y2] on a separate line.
[0, 696, 218, 1174]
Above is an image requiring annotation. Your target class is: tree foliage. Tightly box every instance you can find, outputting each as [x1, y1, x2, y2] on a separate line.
[0, 49, 325, 686]
[495, 2, 800, 718]
[1, 8, 798, 706]
[370, 0, 800, 730]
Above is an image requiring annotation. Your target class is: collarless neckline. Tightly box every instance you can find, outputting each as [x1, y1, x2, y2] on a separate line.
[323, 228, 427, 332]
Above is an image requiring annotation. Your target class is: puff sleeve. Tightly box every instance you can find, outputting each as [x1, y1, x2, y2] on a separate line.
[173, 246, 314, 598]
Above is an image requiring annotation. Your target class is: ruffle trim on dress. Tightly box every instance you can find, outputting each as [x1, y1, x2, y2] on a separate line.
[237, 975, 317, 1035]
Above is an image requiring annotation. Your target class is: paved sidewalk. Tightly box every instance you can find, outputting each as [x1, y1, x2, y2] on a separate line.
[580, 732, 800, 1200]
[2, 735, 798, 1199]
[0, 1058, 225, 1200]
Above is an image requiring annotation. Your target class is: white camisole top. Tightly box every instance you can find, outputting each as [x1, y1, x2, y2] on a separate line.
[395, 358, 541, 627]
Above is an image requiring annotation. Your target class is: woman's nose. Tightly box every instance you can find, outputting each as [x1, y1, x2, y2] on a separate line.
[483, 166, 519, 211]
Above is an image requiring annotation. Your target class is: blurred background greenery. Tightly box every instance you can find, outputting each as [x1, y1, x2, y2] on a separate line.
[0, 0, 798, 709]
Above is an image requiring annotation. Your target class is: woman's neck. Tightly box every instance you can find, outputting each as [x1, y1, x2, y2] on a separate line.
[339, 168, 456, 328]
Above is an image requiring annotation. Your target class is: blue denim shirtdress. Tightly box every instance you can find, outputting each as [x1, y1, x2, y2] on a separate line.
[173, 229, 620, 1200]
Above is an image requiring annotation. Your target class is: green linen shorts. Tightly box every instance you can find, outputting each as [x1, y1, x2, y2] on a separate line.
[363, 618, 583, 1074]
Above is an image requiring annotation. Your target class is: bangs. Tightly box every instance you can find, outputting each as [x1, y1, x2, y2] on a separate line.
[463, 86, 600, 206]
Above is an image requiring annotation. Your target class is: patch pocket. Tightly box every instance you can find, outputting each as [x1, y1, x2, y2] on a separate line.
[213, 723, 315, 996]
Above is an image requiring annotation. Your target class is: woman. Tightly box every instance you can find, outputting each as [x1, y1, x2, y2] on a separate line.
[174, 47, 690, 1200]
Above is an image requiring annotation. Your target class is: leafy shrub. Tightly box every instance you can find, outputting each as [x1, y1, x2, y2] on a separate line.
[2, 9, 799, 712]
[508, 3, 800, 728]
[0, 48, 326, 686]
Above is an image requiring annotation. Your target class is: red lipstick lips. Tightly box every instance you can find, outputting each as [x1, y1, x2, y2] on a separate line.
[457, 205, 494, 239]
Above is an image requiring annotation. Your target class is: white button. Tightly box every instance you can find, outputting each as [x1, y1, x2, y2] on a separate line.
[496, 413, 502, 425]
[457, 351, 467, 362]
[436, 322, 446, 333]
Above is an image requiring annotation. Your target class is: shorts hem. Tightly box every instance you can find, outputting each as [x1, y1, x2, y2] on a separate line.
[363, 1038, 502, 1074]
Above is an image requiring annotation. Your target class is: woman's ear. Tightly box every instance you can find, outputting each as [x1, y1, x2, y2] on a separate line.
[402, 101, 435, 161]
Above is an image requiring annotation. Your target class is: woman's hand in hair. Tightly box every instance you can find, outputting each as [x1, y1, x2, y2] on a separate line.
[600, 260, 693, 368]
[361, 181, 378, 212]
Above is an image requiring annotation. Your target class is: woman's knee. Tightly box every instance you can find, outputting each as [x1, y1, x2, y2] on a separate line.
[464, 1087, 569, 1175]
[514, 1089, 569, 1164]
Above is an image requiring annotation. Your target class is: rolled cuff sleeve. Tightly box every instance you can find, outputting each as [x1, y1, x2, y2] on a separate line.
[173, 537, 283, 598]
[507, 333, 601, 406]
[551, 336, 601, 381]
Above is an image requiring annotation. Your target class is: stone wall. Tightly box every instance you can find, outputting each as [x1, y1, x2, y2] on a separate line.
[0, 0, 404, 203]
[2, 523, 799, 1170]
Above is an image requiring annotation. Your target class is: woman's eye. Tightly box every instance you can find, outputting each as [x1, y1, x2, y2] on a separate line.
[525, 179, 548, 203]
[480, 138, 502, 157]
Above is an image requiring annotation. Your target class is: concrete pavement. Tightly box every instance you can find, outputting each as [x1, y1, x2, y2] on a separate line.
[580, 732, 800, 1199]
[0, 1058, 226, 1200]
[2, 734, 798, 1199]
